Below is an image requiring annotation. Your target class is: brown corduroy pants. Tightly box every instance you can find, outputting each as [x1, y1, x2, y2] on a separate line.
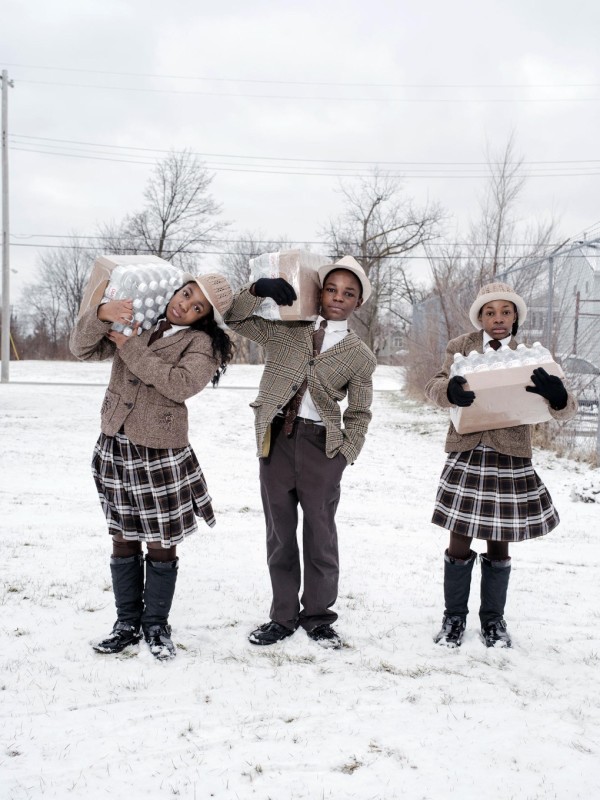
[259, 417, 347, 631]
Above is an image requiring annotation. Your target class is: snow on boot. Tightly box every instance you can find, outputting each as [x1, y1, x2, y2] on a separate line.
[142, 557, 178, 660]
[434, 549, 476, 647]
[434, 615, 467, 648]
[481, 618, 512, 648]
[144, 623, 176, 661]
[94, 621, 142, 654]
[94, 554, 144, 654]
[479, 555, 512, 648]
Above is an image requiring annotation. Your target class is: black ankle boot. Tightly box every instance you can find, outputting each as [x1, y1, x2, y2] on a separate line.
[434, 550, 476, 648]
[94, 554, 144, 654]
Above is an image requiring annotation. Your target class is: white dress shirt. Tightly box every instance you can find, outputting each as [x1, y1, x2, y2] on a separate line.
[298, 315, 349, 422]
[483, 331, 512, 350]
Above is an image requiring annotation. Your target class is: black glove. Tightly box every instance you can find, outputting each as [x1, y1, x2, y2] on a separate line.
[253, 278, 297, 306]
[447, 376, 476, 407]
[525, 367, 568, 410]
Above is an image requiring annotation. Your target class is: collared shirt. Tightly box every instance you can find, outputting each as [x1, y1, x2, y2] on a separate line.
[483, 330, 512, 350]
[298, 315, 349, 422]
[162, 323, 187, 339]
[152, 318, 188, 339]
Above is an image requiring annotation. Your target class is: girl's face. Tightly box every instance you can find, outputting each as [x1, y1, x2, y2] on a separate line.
[166, 282, 212, 326]
[479, 299, 517, 339]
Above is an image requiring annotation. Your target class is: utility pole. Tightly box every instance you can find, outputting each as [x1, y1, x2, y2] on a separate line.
[573, 290, 580, 355]
[546, 255, 554, 354]
[1, 70, 14, 383]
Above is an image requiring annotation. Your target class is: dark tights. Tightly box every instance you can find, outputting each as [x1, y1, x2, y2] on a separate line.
[112, 535, 177, 562]
[448, 532, 509, 561]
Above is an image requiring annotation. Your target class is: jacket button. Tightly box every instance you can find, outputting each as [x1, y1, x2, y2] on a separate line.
[276, 404, 283, 410]
[309, 359, 315, 366]
[291, 384, 298, 391]
[124, 402, 133, 409]
[129, 378, 139, 385]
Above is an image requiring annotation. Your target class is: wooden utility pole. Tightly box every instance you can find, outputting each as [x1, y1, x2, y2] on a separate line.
[1, 69, 14, 383]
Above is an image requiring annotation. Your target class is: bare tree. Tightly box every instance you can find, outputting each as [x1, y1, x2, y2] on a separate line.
[219, 231, 292, 292]
[219, 231, 293, 363]
[20, 238, 96, 355]
[98, 150, 227, 269]
[468, 134, 556, 282]
[321, 170, 444, 353]
[406, 134, 561, 397]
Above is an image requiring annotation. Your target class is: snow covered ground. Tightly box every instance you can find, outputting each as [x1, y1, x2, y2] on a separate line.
[1, 361, 599, 800]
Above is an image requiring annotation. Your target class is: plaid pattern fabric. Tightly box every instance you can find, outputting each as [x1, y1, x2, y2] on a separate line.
[432, 444, 559, 542]
[225, 287, 376, 463]
[92, 432, 215, 547]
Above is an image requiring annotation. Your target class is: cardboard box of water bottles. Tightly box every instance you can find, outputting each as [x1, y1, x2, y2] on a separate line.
[449, 344, 565, 434]
[78, 255, 186, 336]
[249, 249, 328, 321]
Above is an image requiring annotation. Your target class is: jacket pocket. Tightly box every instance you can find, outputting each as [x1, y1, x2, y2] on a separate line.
[100, 389, 120, 424]
[147, 400, 183, 431]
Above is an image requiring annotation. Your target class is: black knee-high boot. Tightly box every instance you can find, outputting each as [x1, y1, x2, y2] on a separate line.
[93, 554, 144, 654]
[480, 555, 512, 648]
[141, 557, 178, 660]
[434, 550, 476, 647]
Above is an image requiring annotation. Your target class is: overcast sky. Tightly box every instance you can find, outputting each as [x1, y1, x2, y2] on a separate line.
[2, 0, 600, 300]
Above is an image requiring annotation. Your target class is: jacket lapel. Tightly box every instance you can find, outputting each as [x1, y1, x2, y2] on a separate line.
[149, 329, 188, 350]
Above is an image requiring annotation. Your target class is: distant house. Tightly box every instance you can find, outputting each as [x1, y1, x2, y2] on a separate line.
[512, 241, 600, 368]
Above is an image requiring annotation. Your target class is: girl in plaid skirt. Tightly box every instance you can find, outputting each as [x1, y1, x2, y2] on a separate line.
[425, 283, 577, 649]
[70, 272, 233, 659]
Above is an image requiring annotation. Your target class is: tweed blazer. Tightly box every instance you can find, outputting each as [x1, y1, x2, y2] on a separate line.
[70, 307, 218, 449]
[225, 286, 376, 463]
[425, 330, 578, 458]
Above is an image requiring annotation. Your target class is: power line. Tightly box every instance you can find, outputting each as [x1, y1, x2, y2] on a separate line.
[9, 232, 591, 248]
[10, 145, 600, 178]
[14, 79, 600, 103]
[4, 63, 600, 90]
[9, 241, 597, 261]
[9, 134, 600, 167]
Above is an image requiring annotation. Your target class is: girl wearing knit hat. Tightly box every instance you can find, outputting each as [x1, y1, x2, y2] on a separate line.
[425, 282, 577, 649]
[70, 272, 233, 660]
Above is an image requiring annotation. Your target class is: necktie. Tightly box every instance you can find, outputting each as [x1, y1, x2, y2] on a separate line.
[282, 320, 328, 436]
[148, 318, 172, 346]
[488, 339, 502, 351]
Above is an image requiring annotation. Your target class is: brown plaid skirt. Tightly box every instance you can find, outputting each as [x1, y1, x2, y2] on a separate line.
[92, 432, 216, 547]
[432, 444, 559, 542]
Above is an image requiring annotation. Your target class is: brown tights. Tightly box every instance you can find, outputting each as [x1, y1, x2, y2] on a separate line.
[112, 535, 177, 562]
[448, 532, 509, 562]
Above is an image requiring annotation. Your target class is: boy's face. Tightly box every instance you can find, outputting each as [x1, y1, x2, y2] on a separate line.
[167, 282, 212, 326]
[478, 299, 517, 339]
[320, 269, 363, 321]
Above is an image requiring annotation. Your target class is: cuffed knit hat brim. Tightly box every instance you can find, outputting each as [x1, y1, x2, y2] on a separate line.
[469, 282, 528, 330]
[180, 272, 233, 329]
[317, 256, 372, 302]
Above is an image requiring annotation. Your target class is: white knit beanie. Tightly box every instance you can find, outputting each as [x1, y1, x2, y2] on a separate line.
[181, 272, 233, 328]
[468, 282, 528, 330]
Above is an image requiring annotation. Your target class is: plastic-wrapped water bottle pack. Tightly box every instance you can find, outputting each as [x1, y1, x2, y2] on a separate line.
[450, 342, 553, 378]
[103, 263, 185, 336]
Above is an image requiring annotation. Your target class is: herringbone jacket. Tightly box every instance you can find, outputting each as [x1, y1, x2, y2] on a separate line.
[225, 287, 376, 463]
[70, 307, 217, 449]
[425, 331, 578, 458]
